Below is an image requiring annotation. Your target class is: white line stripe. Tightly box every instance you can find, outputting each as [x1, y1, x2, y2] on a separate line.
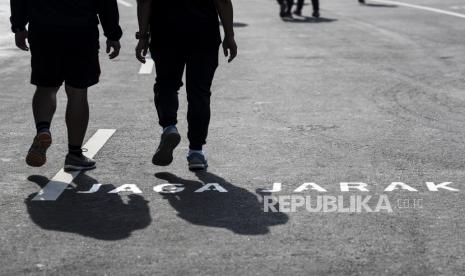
[117, 0, 133, 7]
[372, 0, 465, 19]
[139, 58, 154, 74]
[32, 129, 116, 201]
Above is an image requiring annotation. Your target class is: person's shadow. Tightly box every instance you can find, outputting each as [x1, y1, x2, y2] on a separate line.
[25, 174, 152, 241]
[282, 16, 338, 23]
[220, 22, 249, 28]
[155, 171, 289, 235]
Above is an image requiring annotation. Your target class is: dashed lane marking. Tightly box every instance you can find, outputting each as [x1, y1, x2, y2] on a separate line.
[372, 0, 465, 19]
[32, 129, 116, 201]
[117, 0, 133, 7]
[139, 57, 154, 74]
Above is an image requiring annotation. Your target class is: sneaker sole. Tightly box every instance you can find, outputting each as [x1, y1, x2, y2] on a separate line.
[188, 163, 208, 171]
[64, 164, 97, 172]
[26, 132, 52, 167]
[152, 132, 181, 166]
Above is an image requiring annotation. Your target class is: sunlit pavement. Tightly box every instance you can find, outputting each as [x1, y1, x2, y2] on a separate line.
[2, 0, 465, 274]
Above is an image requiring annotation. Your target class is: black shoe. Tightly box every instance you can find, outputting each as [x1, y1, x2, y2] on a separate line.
[293, 9, 302, 16]
[283, 11, 292, 18]
[152, 126, 181, 166]
[312, 11, 320, 18]
[26, 130, 52, 167]
[359, 0, 365, 3]
[64, 152, 96, 172]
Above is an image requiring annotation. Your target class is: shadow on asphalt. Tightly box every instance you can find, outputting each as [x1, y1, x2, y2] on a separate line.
[282, 16, 337, 23]
[220, 22, 249, 28]
[25, 174, 152, 241]
[361, 3, 398, 8]
[155, 171, 289, 235]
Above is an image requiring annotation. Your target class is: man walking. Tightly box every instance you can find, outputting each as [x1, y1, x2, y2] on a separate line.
[136, 0, 237, 171]
[11, 0, 122, 171]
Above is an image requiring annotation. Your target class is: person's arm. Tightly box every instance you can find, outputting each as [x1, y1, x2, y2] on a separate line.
[98, 0, 123, 59]
[135, 0, 152, 63]
[214, 0, 237, 63]
[10, 0, 29, 51]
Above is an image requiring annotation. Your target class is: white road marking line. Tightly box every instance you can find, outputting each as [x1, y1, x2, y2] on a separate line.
[117, 0, 133, 7]
[77, 183, 102, 194]
[139, 58, 154, 74]
[372, 0, 465, 19]
[32, 129, 116, 201]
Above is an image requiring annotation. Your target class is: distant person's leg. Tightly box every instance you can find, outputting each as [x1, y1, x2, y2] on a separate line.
[151, 49, 185, 166]
[294, 0, 304, 15]
[285, 0, 294, 15]
[185, 48, 219, 171]
[277, 0, 287, 17]
[312, 0, 320, 17]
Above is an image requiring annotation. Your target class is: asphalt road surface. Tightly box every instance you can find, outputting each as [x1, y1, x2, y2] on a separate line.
[2, 0, 465, 275]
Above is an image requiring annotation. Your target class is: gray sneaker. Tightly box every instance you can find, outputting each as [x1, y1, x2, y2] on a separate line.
[187, 152, 208, 171]
[152, 126, 181, 166]
[64, 152, 96, 172]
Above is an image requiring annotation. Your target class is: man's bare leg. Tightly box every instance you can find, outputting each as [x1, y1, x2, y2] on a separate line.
[32, 86, 59, 125]
[65, 85, 89, 148]
[26, 86, 59, 167]
[63, 84, 95, 171]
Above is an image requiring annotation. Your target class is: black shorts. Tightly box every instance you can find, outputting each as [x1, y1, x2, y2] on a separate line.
[28, 25, 101, 89]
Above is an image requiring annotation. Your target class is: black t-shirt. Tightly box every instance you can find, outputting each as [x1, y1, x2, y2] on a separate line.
[150, 0, 221, 49]
[10, 0, 122, 41]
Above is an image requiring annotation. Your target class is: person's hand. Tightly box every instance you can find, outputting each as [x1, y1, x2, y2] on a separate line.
[106, 39, 121, 59]
[222, 35, 237, 63]
[135, 38, 149, 63]
[15, 30, 29, 51]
